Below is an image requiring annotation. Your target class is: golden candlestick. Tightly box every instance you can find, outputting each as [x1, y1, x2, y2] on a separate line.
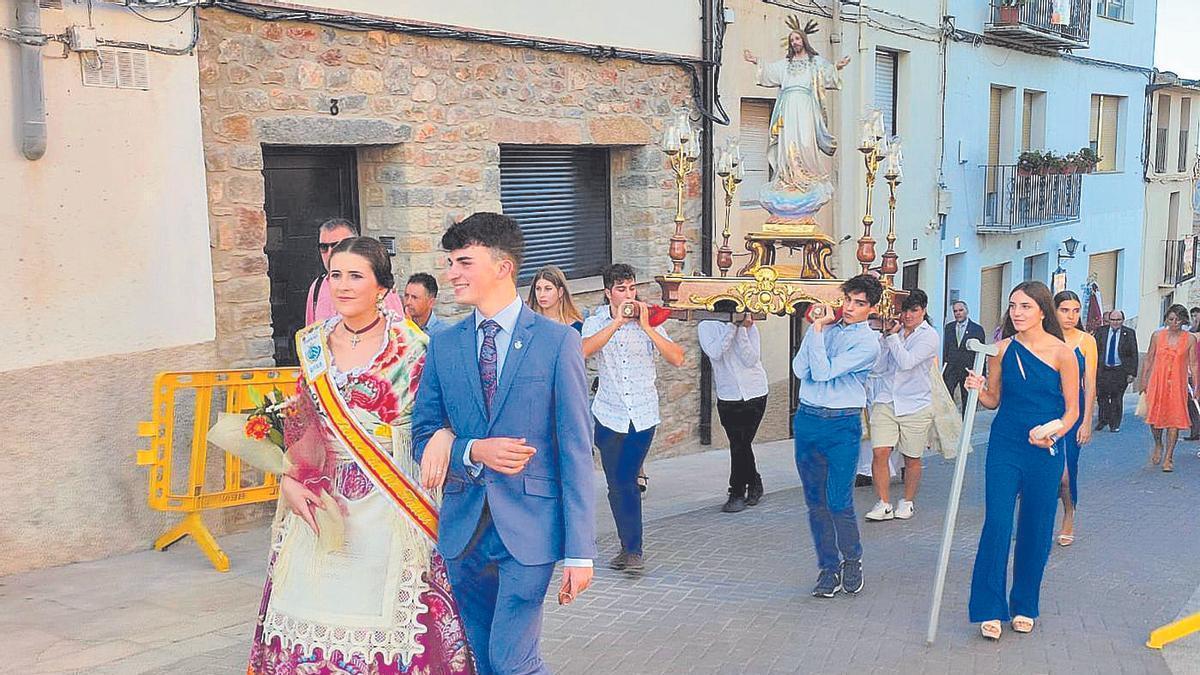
[856, 144, 882, 275]
[662, 109, 701, 277]
[716, 141, 743, 278]
[881, 171, 901, 286]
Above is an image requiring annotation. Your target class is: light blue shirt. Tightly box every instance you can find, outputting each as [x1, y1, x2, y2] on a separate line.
[792, 320, 881, 410]
[463, 296, 524, 471]
[423, 311, 446, 334]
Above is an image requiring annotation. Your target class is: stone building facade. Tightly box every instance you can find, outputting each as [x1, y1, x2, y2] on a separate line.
[198, 7, 705, 452]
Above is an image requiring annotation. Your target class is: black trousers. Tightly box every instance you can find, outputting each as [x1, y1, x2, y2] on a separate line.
[716, 395, 768, 495]
[1096, 367, 1129, 429]
[943, 364, 969, 410]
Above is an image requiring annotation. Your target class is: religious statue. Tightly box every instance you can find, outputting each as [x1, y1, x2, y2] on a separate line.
[745, 17, 850, 231]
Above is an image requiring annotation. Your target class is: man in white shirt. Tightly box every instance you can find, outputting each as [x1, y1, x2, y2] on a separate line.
[698, 316, 769, 513]
[865, 290, 940, 522]
[582, 264, 685, 574]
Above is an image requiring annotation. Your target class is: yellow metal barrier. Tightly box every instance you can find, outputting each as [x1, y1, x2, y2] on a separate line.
[1148, 612, 1200, 649]
[137, 368, 299, 571]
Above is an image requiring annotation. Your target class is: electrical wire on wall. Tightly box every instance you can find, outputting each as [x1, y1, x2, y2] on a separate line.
[0, 3, 199, 56]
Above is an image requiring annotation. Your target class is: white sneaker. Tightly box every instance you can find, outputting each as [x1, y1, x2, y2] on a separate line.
[865, 500, 894, 521]
[895, 499, 915, 520]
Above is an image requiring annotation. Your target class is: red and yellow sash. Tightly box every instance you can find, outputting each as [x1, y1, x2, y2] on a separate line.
[296, 324, 438, 543]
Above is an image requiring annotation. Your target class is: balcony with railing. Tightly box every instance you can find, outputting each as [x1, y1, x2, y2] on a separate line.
[1164, 237, 1197, 286]
[980, 164, 1083, 234]
[986, 0, 1091, 51]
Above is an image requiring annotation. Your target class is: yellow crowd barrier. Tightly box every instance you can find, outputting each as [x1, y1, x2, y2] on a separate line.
[137, 368, 299, 571]
[1148, 611, 1200, 649]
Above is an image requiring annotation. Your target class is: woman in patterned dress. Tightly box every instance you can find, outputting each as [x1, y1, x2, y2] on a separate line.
[248, 237, 475, 675]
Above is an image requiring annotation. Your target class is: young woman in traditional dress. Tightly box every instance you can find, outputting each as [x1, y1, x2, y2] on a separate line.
[247, 237, 475, 675]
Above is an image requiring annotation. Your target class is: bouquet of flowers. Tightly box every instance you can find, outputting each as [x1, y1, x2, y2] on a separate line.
[207, 386, 294, 475]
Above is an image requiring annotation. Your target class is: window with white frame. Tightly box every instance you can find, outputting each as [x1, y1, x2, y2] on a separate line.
[1097, 0, 1127, 21]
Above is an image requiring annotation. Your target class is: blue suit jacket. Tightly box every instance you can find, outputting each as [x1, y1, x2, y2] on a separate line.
[412, 305, 597, 566]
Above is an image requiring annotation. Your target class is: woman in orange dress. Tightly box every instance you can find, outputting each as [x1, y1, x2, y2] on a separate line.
[1140, 304, 1197, 472]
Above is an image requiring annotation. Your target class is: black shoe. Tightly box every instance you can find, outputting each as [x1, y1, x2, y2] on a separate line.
[841, 559, 864, 595]
[721, 493, 747, 513]
[623, 553, 645, 575]
[607, 552, 630, 570]
[746, 477, 764, 506]
[1095, 422, 1107, 432]
[812, 569, 841, 598]
[854, 474, 873, 488]
[1111, 426, 1120, 432]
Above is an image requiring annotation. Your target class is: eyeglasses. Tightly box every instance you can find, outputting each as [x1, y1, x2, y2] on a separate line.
[318, 239, 350, 252]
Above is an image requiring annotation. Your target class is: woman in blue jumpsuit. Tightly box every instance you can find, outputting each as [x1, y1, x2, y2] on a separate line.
[964, 281, 1080, 640]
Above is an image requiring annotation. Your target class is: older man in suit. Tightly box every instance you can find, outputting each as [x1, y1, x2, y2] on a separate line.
[1093, 309, 1139, 432]
[942, 301, 986, 409]
[413, 213, 595, 675]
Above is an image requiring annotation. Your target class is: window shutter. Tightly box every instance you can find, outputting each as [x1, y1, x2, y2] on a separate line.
[1021, 91, 1034, 151]
[1099, 96, 1119, 171]
[1089, 94, 1101, 149]
[988, 87, 1002, 166]
[1087, 251, 1119, 311]
[874, 50, 897, 136]
[1179, 97, 1191, 173]
[739, 99, 773, 207]
[499, 146, 611, 284]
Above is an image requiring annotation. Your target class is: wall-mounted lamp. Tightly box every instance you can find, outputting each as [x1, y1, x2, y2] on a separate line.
[1052, 237, 1081, 293]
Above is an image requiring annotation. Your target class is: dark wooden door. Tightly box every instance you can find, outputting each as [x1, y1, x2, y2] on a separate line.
[262, 146, 359, 365]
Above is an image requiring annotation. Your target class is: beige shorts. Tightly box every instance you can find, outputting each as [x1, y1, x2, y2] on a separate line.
[869, 403, 934, 459]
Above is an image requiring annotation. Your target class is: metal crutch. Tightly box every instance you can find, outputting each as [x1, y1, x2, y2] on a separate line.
[926, 338, 999, 645]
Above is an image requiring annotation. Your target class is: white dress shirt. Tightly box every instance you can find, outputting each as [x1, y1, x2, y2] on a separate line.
[871, 321, 940, 416]
[582, 304, 672, 433]
[697, 321, 769, 401]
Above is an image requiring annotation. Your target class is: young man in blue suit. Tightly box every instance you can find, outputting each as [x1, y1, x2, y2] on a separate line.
[413, 212, 596, 675]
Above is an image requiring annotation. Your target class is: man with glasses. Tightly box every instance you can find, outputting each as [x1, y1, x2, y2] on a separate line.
[306, 217, 405, 324]
[1093, 309, 1138, 432]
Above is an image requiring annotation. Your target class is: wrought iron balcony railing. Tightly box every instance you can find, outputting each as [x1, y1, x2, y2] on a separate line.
[980, 164, 1082, 234]
[986, 0, 1091, 51]
[1164, 237, 1197, 286]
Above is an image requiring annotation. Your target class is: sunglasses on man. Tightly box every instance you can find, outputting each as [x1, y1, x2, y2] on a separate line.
[318, 239, 351, 252]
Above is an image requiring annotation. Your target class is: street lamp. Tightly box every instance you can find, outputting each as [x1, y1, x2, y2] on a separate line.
[1053, 236, 1081, 292]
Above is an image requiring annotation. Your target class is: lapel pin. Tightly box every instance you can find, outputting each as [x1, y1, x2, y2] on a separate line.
[514, 340, 524, 350]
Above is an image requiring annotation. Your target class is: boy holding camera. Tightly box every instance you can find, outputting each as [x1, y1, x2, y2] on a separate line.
[582, 264, 685, 574]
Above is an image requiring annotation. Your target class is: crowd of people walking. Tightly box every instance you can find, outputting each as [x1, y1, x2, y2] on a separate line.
[244, 212, 1188, 673]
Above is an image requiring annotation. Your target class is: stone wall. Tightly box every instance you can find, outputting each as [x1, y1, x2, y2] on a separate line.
[198, 8, 704, 453]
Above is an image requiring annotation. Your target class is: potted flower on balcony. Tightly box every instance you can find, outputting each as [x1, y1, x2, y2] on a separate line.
[1017, 150, 1043, 176]
[998, 0, 1025, 25]
[1067, 147, 1100, 173]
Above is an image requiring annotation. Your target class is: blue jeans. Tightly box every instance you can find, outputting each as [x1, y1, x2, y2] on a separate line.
[793, 406, 863, 573]
[595, 419, 656, 555]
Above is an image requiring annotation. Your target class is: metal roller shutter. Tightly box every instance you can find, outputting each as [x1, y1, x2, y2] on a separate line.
[500, 145, 611, 284]
[739, 99, 773, 207]
[875, 50, 897, 137]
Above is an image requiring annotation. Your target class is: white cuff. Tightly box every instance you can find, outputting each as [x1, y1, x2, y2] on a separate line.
[562, 558, 593, 568]
[463, 439, 483, 477]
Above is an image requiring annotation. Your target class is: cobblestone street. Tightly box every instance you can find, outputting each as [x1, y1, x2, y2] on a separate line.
[6, 403, 1200, 674]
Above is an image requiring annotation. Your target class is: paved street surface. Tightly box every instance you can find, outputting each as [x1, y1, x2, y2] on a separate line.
[6, 400, 1200, 674]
